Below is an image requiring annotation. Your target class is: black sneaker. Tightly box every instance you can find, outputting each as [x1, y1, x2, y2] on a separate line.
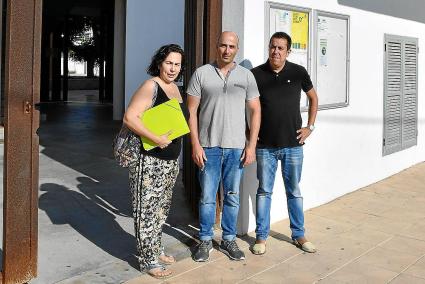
[192, 240, 213, 262]
[219, 240, 245, 260]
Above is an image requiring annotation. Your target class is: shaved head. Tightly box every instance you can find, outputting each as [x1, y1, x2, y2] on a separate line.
[216, 31, 239, 67]
[217, 31, 239, 48]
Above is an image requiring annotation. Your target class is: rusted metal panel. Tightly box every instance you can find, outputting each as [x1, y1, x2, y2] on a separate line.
[205, 0, 222, 63]
[2, 0, 42, 282]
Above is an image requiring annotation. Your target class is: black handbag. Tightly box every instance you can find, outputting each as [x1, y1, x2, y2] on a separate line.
[112, 82, 158, 168]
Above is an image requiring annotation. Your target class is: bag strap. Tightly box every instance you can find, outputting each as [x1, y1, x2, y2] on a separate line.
[138, 80, 158, 155]
[150, 81, 159, 108]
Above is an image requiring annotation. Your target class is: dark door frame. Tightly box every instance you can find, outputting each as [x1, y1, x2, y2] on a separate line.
[2, 0, 42, 283]
[183, 0, 222, 220]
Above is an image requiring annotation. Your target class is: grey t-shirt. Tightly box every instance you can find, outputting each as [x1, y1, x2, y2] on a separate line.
[187, 62, 260, 149]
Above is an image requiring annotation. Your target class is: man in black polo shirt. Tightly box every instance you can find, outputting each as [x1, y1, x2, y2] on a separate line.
[251, 32, 318, 255]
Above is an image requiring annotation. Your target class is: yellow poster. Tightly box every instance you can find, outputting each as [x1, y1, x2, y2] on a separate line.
[291, 12, 308, 50]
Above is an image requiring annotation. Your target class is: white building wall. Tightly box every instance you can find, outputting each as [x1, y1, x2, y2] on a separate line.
[236, 0, 425, 234]
[125, 0, 185, 108]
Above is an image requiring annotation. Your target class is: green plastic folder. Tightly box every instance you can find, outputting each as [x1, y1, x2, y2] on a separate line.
[140, 98, 190, 150]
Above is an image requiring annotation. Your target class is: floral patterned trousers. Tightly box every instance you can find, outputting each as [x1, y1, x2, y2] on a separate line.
[129, 154, 179, 270]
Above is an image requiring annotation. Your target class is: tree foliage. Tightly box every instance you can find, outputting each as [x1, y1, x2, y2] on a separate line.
[68, 16, 101, 77]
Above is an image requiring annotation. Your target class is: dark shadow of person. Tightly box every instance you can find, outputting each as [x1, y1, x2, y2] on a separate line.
[269, 230, 293, 243]
[39, 182, 139, 269]
[76, 176, 132, 218]
[237, 59, 259, 247]
[161, 174, 200, 256]
[240, 59, 253, 69]
[237, 163, 257, 250]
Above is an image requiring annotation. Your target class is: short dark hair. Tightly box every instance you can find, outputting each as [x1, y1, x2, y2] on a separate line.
[269, 32, 292, 50]
[147, 44, 185, 81]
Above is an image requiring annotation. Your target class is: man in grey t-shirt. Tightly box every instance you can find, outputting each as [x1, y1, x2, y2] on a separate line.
[187, 31, 261, 262]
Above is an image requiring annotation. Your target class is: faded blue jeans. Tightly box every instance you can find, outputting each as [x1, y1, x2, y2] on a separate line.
[255, 146, 304, 241]
[198, 147, 244, 241]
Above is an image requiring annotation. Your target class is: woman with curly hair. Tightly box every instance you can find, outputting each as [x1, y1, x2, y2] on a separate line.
[123, 44, 188, 279]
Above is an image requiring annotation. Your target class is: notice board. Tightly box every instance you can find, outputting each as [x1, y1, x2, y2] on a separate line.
[266, 2, 311, 107]
[314, 11, 350, 109]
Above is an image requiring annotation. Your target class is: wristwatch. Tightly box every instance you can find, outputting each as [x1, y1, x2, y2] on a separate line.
[308, 124, 315, 131]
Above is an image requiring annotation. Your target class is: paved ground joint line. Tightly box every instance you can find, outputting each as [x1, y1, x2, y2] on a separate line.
[314, 236, 395, 283]
[162, 250, 233, 281]
[148, 236, 252, 282]
[235, 251, 304, 284]
[387, 253, 425, 283]
[395, 233, 425, 243]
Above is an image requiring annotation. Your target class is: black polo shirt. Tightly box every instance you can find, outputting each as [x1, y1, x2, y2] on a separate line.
[251, 60, 313, 148]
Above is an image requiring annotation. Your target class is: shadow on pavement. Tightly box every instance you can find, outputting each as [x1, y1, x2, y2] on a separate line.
[36, 101, 197, 280]
[39, 182, 139, 270]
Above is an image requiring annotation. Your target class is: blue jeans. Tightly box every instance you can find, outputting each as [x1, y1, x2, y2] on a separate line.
[198, 147, 244, 241]
[255, 146, 304, 241]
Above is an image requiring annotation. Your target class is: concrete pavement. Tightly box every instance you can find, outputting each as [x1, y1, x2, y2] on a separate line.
[2, 98, 423, 283]
[126, 162, 425, 284]
[33, 100, 197, 283]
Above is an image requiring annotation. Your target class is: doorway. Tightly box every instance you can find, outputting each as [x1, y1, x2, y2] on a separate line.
[1, 0, 222, 282]
[35, 0, 197, 282]
[40, 0, 114, 105]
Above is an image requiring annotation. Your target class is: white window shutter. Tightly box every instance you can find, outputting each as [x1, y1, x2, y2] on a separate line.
[383, 34, 418, 156]
[402, 39, 418, 149]
[383, 37, 402, 155]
